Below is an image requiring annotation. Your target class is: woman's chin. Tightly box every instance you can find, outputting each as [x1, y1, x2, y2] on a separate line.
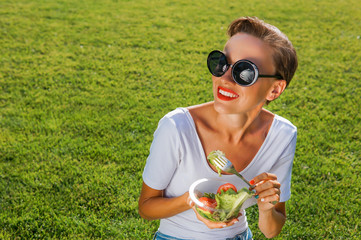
[213, 100, 240, 115]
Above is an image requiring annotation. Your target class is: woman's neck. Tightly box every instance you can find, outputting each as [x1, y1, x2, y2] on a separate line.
[213, 103, 265, 143]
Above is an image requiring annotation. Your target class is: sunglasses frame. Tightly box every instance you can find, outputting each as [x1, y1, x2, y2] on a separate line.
[207, 50, 282, 87]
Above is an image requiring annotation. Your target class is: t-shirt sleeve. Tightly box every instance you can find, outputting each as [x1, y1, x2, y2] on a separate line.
[269, 131, 297, 202]
[142, 116, 181, 190]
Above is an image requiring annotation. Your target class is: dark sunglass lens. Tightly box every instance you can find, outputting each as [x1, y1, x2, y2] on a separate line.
[208, 51, 228, 77]
[232, 61, 256, 86]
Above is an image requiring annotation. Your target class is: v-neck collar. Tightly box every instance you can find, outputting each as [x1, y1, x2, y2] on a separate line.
[181, 107, 277, 176]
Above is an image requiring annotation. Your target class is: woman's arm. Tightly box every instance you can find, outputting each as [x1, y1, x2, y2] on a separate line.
[258, 202, 286, 238]
[138, 182, 191, 220]
[252, 172, 287, 238]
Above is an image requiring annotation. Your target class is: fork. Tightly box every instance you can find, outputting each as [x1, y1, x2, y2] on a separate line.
[208, 151, 281, 204]
[209, 151, 255, 189]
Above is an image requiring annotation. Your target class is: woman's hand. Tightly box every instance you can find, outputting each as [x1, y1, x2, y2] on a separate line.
[188, 197, 240, 229]
[250, 172, 287, 238]
[250, 172, 281, 212]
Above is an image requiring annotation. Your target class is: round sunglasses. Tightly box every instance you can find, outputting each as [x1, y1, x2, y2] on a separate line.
[207, 50, 282, 86]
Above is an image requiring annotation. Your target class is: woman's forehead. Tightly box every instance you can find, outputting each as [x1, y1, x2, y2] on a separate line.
[224, 33, 275, 72]
[224, 33, 268, 57]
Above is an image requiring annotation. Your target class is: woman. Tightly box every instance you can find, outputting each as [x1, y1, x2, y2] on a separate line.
[138, 16, 298, 240]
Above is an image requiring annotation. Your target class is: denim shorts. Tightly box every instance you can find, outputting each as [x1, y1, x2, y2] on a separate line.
[153, 227, 253, 240]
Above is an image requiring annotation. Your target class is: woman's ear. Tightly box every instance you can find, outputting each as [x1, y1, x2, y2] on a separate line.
[266, 80, 287, 101]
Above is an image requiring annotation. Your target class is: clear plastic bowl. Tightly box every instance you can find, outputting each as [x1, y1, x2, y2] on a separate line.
[189, 178, 254, 222]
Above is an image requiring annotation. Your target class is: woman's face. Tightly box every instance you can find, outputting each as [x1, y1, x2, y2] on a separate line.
[212, 33, 278, 114]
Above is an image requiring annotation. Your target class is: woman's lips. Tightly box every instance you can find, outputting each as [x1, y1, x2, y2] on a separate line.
[217, 86, 239, 101]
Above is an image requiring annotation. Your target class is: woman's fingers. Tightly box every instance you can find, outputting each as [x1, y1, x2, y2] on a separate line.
[191, 206, 241, 229]
[258, 188, 281, 204]
[251, 172, 277, 184]
[250, 173, 281, 207]
[254, 180, 280, 193]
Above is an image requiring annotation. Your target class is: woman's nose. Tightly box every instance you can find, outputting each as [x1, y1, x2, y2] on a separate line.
[220, 67, 235, 84]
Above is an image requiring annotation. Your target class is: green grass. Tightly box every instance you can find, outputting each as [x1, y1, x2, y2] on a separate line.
[0, 0, 360, 239]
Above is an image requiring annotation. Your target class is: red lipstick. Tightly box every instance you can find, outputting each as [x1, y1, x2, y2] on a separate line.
[217, 86, 239, 101]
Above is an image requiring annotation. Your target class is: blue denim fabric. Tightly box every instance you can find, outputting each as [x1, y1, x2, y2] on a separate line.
[226, 227, 253, 240]
[152, 231, 190, 240]
[152, 228, 252, 240]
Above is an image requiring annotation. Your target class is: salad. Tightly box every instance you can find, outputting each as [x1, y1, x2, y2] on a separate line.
[195, 183, 254, 222]
[207, 150, 226, 177]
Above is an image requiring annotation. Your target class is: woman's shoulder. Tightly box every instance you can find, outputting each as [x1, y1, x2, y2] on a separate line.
[160, 107, 190, 126]
[187, 101, 214, 120]
[159, 107, 196, 132]
[160, 102, 213, 125]
[261, 109, 297, 143]
[262, 108, 296, 131]
[158, 102, 215, 135]
[268, 114, 297, 145]
[273, 114, 297, 132]
[163, 107, 189, 118]
[187, 102, 214, 113]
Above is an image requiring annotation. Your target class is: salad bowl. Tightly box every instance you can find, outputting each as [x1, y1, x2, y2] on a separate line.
[189, 178, 254, 222]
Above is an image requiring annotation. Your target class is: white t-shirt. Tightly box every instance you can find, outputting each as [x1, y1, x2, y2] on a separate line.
[143, 108, 297, 240]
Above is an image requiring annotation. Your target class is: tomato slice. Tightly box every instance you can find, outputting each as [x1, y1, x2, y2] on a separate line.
[198, 197, 217, 213]
[217, 183, 237, 194]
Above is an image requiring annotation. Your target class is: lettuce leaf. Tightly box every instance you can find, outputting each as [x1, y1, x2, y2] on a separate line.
[207, 150, 225, 176]
[196, 188, 253, 222]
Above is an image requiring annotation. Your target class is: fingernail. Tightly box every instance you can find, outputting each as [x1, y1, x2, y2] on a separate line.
[222, 224, 227, 228]
[249, 180, 255, 185]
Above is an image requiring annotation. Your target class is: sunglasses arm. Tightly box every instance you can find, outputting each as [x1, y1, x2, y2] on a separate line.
[258, 74, 283, 79]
